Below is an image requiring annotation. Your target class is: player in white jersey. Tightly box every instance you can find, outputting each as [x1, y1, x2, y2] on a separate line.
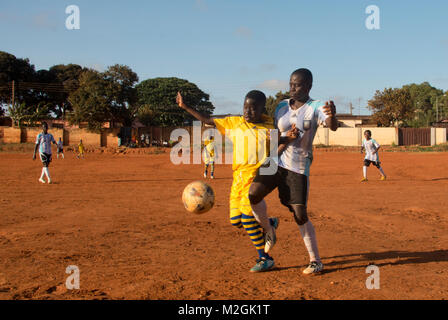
[361, 130, 386, 182]
[248, 68, 338, 275]
[203, 136, 216, 179]
[56, 137, 64, 159]
[33, 122, 57, 184]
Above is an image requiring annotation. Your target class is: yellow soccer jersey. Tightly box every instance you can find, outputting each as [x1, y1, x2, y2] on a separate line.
[204, 140, 215, 158]
[78, 143, 85, 153]
[214, 115, 274, 172]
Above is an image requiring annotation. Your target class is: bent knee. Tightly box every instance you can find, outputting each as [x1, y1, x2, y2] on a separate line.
[248, 184, 265, 205]
[291, 204, 308, 225]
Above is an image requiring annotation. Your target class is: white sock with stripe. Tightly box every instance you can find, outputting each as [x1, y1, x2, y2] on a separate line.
[363, 166, 367, 179]
[40, 168, 45, 180]
[299, 221, 321, 263]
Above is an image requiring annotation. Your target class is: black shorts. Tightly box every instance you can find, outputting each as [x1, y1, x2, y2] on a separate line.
[364, 159, 381, 168]
[57, 148, 63, 153]
[40, 153, 52, 167]
[253, 165, 308, 211]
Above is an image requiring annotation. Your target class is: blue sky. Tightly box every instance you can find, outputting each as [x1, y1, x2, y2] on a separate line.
[1, 0, 447, 115]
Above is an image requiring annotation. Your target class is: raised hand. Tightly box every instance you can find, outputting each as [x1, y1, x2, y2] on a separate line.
[176, 91, 187, 109]
[322, 100, 336, 117]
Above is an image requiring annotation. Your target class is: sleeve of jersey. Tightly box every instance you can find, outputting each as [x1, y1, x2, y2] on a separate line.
[35, 134, 41, 144]
[373, 139, 380, 148]
[213, 117, 239, 136]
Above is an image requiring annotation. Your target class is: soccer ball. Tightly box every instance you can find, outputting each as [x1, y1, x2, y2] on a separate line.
[182, 181, 215, 214]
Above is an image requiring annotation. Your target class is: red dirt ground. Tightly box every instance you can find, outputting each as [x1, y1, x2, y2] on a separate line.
[0, 150, 447, 300]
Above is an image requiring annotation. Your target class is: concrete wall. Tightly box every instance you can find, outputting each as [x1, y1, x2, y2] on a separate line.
[328, 128, 359, 146]
[2, 127, 21, 143]
[435, 128, 447, 145]
[313, 127, 397, 146]
[362, 127, 397, 146]
[67, 129, 101, 147]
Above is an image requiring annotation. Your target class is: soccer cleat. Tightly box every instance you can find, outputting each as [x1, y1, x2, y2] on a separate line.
[39, 178, 46, 184]
[211, 175, 215, 179]
[264, 217, 280, 253]
[250, 257, 275, 273]
[47, 179, 52, 184]
[302, 261, 324, 275]
[380, 176, 386, 181]
[360, 178, 368, 182]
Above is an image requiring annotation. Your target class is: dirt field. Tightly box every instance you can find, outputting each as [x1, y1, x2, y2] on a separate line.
[0, 150, 447, 300]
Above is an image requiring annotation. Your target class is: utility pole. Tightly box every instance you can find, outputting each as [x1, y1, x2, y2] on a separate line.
[11, 80, 15, 107]
[435, 96, 439, 123]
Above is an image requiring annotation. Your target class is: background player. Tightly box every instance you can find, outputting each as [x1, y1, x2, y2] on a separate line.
[177, 90, 282, 272]
[249, 68, 338, 275]
[77, 139, 85, 159]
[56, 137, 64, 159]
[361, 130, 386, 182]
[33, 122, 57, 184]
[203, 136, 216, 179]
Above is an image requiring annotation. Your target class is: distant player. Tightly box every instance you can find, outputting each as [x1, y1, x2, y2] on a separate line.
[77, 139, 85, 159]
[33, 122, 57, 184]
[177, 90, 292, 272]
[56, 137, 64, 159]
[361, 130, 386, 182]
[203, 136, 216, 179]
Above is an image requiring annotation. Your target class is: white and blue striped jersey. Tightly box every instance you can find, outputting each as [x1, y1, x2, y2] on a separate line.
[275, 99, 329, 176]
[362, 138, 380, 162]
[35, 133, 55, 155]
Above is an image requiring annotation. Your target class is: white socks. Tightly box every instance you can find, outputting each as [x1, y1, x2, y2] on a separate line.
[250, 200, 273, 232]
[40, 168, 45, 180]
[43, 167, 51, 181]
[299, 221, 321, 263]
[363, 166, 367, 179]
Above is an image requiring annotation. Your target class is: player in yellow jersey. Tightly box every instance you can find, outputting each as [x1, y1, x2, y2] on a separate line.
[203, 136, 216, 179]
[77, 139, 85, 159]
[177, 90, 295, 272]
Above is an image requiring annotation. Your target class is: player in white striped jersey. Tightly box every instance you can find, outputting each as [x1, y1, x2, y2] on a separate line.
[361, 130, 386, 182]
[249, 68, 339, 275]
[33, 122, 57, 184]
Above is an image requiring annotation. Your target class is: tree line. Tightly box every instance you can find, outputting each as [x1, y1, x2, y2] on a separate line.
[1, 50, 447, 129]
[0, 51, 214, 131]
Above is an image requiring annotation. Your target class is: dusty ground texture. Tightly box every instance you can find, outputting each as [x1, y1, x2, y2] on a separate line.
[0, 150, 447, 300]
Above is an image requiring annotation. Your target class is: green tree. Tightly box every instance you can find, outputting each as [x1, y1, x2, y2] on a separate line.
[103, 64, 139, 126]
[68, 65, 139, 131]
[368, 88, 413, 127]
[8, 102, 50, 127]
[265, 91, 290, 117]
[0, 51, 36, 111]
[136, 77, 214, 127]
[68, 70, 114, 132]
[45, 64, 85, 118]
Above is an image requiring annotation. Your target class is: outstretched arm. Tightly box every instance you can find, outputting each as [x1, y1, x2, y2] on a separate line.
[176, 92, 215, 126]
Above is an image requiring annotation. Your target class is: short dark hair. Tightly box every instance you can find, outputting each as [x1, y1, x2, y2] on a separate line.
[41, 121, 48, 128]
[245, 90, 266, 107]
[364, 130, 372, 135]
[291, 68, 313, 85]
